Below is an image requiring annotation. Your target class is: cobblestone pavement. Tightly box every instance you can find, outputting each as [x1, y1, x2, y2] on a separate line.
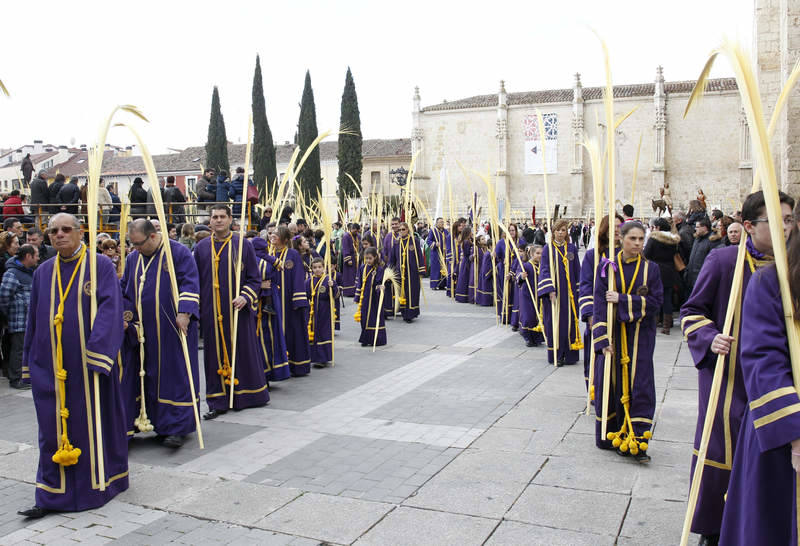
[0, 288, 696, 545]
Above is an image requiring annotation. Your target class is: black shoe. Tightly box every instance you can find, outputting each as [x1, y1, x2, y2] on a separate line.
[698, 535, 719, 546]
[203, 409, 227, 420]
[404, 319, 413, 323]
[18, 505, 49, 519]
[263, 303, 276, 315]
[361, 342, 370, 347]
[525, 340, 535, 347]
[615, 448, 630, 457]
[633, 451, 651, 464]
[10, 380, 30, 390]
[162, 435, 183, 449]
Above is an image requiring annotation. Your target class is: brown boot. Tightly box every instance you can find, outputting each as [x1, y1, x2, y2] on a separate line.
[661, 313, 672, 335]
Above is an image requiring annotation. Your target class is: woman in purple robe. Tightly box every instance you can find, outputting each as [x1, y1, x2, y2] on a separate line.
[445, 218, 463, 299]
[719, 233, 800, 545]
[21, 214, 127, 517]
[389, 222, 424, 322]
[592, 221, 662, 463]
[495, 223, 523, 325]
[518, 245, 545, 347]
[340, 224, 360, 297]
[426, 218, 449, 290]
[355, 247, 389, 347]
[306, 258, 338, 367]
[579, 214, 623, 389]
[270, 226, 311, 376]
[538, 219, 582, 366]
[195, 206, 268, 418]
[455, 225, 474, 304]
[475, 235, 495, 306]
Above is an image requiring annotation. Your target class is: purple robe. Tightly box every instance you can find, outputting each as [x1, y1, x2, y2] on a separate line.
[257, 257, 290, 382]
[121, 238, 200, 437]
[680, 244, 759, 536]
[272, 246, 311, 376]
[306, 275, 338, 363]
[517, 261, 544, 345]
[455, 240, 473, 304]
[720, 265, 799, 546]
[426, 228, 449, 289]
[389, 235, 424, 320]
[592, 255, 662, 449]
[340, 231, 360, 297]
[194, 234, 268, 411]
[445, 231, 458, 298]
[476, 249, 494, 306]
[24, 247, 128, 511]
[510, 259, 521, 327]
[355, 264, 387, 346]
[495, 238, 522, 323]
[334, 271, 342, 331]
[538, 242, 581, 364]
[580, 248, 608, 389]
[382, 232, 399, 314]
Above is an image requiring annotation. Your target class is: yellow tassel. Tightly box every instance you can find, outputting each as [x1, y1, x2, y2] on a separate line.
[533, 325, 543, 333]
[643, 430, 652, 439]
[589, 385, 595, 401]
[52, 434, 81, 466]
[570, 340, 584, 351]
[354, 310, 361, 323]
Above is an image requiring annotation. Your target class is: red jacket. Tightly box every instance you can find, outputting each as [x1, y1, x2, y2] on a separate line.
[3, 196, 24, 218]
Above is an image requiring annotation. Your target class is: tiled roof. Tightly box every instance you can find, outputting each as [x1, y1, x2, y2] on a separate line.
[422, 77, 739, 112]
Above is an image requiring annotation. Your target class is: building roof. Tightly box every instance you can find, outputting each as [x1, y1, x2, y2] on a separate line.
[422, 77, 739, 112]
[4, 150, 60, 169]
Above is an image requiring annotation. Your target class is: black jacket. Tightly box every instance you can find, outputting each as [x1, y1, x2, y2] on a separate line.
[57, 182, 81, 213]
[643, 230, 680, 289]
[164, 185, 186, 222]
[48, 180, 64, 210]
[129, 184, 148, 216]
[30, 177, 49, 206]
[686, 231, 714, 289]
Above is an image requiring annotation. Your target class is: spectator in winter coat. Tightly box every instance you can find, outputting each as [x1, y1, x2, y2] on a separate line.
[229, 168, 246, 215]
[163, 176, 186, 223]
[97, 178, 113, 226]
[146, 178, 165, 217]
[215, 171, 232, 204]
[108, 184, 121, 226]
[686, 215, 714, 289]
[47, 174, 65, 215]
[3, 190, 25, 220]
[57, 176, 81, 214]
[129, 177, 148, 218]
[643, 217, 680, 334]
[196, 168, 216, 210]
[25, 228, 55, 266]
[29, 171, 49, 227]
[20, 154, 34, 184]
[0, 244, 37, 389]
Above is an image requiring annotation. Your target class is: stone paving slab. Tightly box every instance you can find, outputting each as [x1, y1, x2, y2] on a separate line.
[532, 454, 639, 495]
[354, 506, 497, 545]
[485, 520, 616, 546]
[255, 493, 394, 544]
[405, 449, 546, 519]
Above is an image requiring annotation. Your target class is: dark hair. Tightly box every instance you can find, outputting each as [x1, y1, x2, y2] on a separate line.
[292, 235, 306, 251]
[652, 217, 671, 232]
[133, 177, 143, 185]
[459, 225, 473, 244]
[244, 230, 258, 239]
[391, 217, 401, 223]
[622, 204, 634, 217]
[711, 208, 723, 220]
[296, 218, 307, 226]
[742, 190, 796, 223]
[210, 204, 232, 217]
[27, 227, 43, 239]
[166, 175, 175, 184]
[3, 218, 19, 230]
[620, 220, 645, 237]
[311, 257, 324, 267]
[276, 226, 291, 243]
[219, 170, 228, 178]
[363, 246, 380, 265]
[130, 218, 157, 237]
[597, 213, 625, 252]
[362, 233, 376, 247]
[16, 244, 36, 261]
[350, 222, 361, 231]
[235, 167, 245, 174]
[695, 216, 712, 230]
[314, 229, 324, 241]
[10, 190, 20, 197]
[100, 239, 118, 251]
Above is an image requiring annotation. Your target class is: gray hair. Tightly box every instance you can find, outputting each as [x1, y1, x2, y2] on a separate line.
[48, 213, 80, 229]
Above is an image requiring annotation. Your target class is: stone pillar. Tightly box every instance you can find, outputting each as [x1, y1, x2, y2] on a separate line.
[495, 80, 510, 208]
[739, 106, 754, 202]
[571, 73, 586, 215]
[652, 66, 667, 202]
[756, 0, 800, 197]
[412, 86, 424, 179]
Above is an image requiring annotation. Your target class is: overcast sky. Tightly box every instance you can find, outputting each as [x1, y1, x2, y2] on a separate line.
[1, 0, 753, 155]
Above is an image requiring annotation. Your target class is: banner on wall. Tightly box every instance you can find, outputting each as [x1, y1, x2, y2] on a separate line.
[523, 113, 558, 174]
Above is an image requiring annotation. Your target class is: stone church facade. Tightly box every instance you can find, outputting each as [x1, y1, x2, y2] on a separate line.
[411, 70, 749, 219]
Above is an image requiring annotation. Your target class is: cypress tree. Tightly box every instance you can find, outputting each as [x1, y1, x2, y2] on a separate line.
[205, 86, 230, 174]
[337, 67, 363, 208]
[296, 70, 321, 202]
[252, 55, 277, 197]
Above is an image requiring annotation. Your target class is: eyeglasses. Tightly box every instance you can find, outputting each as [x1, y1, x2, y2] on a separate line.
[751, 216, 795, 226]
[129, 238, 148, 247]
[48, 226, 75, 235]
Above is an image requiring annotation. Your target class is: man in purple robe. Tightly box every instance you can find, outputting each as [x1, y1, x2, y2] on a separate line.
[426, 218, 448, 290]
[121, 219, 200, 449]
[20, 213, 127, 518]
[389, 222, 424, 322]
[194, 205, 268, 420]
[340, 223, 360, 297]
[682, 190, 795, 545]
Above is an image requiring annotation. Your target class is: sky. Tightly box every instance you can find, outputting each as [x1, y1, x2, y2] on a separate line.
[1, 0, 753, 155]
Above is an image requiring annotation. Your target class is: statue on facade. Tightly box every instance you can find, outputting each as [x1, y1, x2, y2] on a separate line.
[697, 188, 707, 210]
[651, 181, 673, 216]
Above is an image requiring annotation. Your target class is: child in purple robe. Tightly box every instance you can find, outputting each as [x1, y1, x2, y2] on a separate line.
[455, 226, 474, 304]
[592, 221, 662, 463]
[307, 258, 338, 367]
[518, 245, 545, 347]
[475, 235, 495, 306]
[270, 226, 311, 377]
[355, 247, 389, 347]
[340, 224, 360, 297]
[538, 219, 582, 366]
[445, 218, 464, 299]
